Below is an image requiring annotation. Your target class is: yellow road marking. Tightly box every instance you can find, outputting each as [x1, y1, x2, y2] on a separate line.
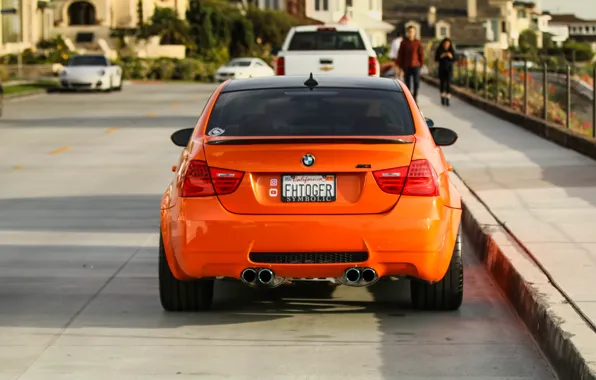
[146, 112, 156, 118]
[12, 165, 23, 170]
[105, 127, 120, 134]
[171, 103, 180, 108]
[50, 146, 70, 155]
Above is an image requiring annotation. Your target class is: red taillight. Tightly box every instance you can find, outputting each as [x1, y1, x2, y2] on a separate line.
[368, 56, 377, 76]
[181, 160, 244, 197]
[373, 159, 439, 197]
[372, 167, 408, 194]
[276, 57, 285, 75]
[402, 159, 440, 196]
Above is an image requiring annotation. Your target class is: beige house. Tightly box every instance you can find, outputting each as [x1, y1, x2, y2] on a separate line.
[0, 0, 188, 56]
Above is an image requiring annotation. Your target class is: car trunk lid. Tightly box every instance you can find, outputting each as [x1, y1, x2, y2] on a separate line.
[203, 136, 415, 215]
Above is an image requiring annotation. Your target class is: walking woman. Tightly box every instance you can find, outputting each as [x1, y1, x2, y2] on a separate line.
[434, 38, 455, 106]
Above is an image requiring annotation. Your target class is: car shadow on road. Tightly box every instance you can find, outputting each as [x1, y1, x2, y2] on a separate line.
[0, 237, 556, 379]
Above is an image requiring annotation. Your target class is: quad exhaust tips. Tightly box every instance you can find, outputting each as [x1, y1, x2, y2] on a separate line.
[340, 267, 379, 286]
[240, 268, 282, 287]
[257, 268, 274, 284]
[241, 268, 257, 284]
[345, 268, 361, 283]
[361, 268, 377, 283]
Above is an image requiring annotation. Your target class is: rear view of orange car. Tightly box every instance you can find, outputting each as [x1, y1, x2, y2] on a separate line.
[160, 75, 462, 312]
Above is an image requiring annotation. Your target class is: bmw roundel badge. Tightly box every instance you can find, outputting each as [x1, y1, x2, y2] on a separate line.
[301, 154, 315, 167]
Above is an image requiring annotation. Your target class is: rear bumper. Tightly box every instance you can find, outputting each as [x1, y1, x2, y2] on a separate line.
[161, 197, 462, 283]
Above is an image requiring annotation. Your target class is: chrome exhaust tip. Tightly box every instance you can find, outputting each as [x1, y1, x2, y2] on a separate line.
[258, 268, 274, 284]
[241, 268, 257, 284]
[361, 268, 377, 283]
[345, 268, 361, 283]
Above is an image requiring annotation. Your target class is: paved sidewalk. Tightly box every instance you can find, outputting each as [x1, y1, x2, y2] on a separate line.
[418, 84, 596, 330]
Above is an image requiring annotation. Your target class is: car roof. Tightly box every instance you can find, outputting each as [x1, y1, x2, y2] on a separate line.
[292, 24, 362, 32]
[221, 76, 402, 93]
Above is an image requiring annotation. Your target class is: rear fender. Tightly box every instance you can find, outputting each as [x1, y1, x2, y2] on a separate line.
[161, 207, 192, 280]
[410, 136, 461, 209]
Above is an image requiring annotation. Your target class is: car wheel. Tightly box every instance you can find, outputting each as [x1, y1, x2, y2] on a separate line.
[159, 232, 214, 312]
[410, 229, 463, 311]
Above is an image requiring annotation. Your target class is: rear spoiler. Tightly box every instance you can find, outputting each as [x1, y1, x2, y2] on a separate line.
[205, 137, 414, 145]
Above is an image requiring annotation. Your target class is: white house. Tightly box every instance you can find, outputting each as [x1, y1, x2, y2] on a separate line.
[549, 14, 596, 51]
[0, 0, 188, 56]
[304, 0, 394, 47]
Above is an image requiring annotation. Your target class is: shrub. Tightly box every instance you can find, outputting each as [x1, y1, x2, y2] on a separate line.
[118, 57, 218, 82]
[122, 58, 153, 80]
[174, 59, 202, 80]
[151, 58, 177, 80]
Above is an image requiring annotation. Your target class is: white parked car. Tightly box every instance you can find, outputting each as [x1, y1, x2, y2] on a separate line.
[59, 54, 123, 92]
[214, 58, 275, 82]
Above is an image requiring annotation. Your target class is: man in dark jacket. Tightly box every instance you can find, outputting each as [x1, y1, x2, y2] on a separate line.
[397, 26, 424, 102]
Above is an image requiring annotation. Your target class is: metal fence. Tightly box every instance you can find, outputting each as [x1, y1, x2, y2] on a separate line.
[427, 57, 596, 138]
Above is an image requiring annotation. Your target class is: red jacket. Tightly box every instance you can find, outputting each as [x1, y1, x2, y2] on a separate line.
[397, 38, 424, 69]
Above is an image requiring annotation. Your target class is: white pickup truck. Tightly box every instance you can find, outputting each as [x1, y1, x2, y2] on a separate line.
[275, 25, 380, 77]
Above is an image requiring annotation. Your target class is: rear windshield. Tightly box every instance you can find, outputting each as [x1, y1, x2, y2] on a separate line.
[206, 88, 415, 137]
[288, 31, 366, 51]
[68, 56, 107, 66]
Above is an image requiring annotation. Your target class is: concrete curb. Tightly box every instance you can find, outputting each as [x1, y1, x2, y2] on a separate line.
[452, 172, 596, 380]
[421, 75, 596, 161]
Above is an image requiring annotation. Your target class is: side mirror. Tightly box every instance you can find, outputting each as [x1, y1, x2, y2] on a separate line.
[171, 128, 194, 147]
[425, 118, 434, 127]
[430, 127, 458, 146]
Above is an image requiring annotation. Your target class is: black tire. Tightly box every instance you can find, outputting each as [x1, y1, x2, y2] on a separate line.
[159, 233, 214, 312]
[410, 230, 463, 311]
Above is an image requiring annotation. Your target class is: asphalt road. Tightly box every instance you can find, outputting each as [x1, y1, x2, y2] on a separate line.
[0, 84, 557, 380]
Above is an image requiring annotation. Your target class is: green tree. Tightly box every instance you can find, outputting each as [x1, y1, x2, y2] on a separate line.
[229, 17, 255, 57]
[518, 29, 538, 52]
[187, 0, 217, 55]
[542, 32, 554, 49]
[148, 7, 191, 45]
[564, 39, 595, 62]
[246, 8, 298, 47]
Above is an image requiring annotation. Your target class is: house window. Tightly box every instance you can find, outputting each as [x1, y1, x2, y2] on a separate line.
[346, 0, 352, 6]
[273, 0, 279, 9]
[68, 1, 96, 26]
[439, 26, 448, 37]
[315, 0, 320, 10]
[323, 0, 328, 10]
[501, 21, 507, 33]
[517, 9, 524, 19]
[369, 0, 373, 10]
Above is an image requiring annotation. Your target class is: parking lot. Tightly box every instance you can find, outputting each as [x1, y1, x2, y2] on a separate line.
[0, 84, 557, 379]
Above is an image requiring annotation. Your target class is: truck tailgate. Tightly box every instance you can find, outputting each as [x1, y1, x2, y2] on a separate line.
[283, 51, 369, 76]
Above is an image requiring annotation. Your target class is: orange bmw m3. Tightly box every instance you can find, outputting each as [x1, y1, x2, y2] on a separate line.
[160, 75, 463, 312]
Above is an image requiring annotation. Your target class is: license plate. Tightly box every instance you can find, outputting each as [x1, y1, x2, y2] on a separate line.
[281, 174, 336, 203]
